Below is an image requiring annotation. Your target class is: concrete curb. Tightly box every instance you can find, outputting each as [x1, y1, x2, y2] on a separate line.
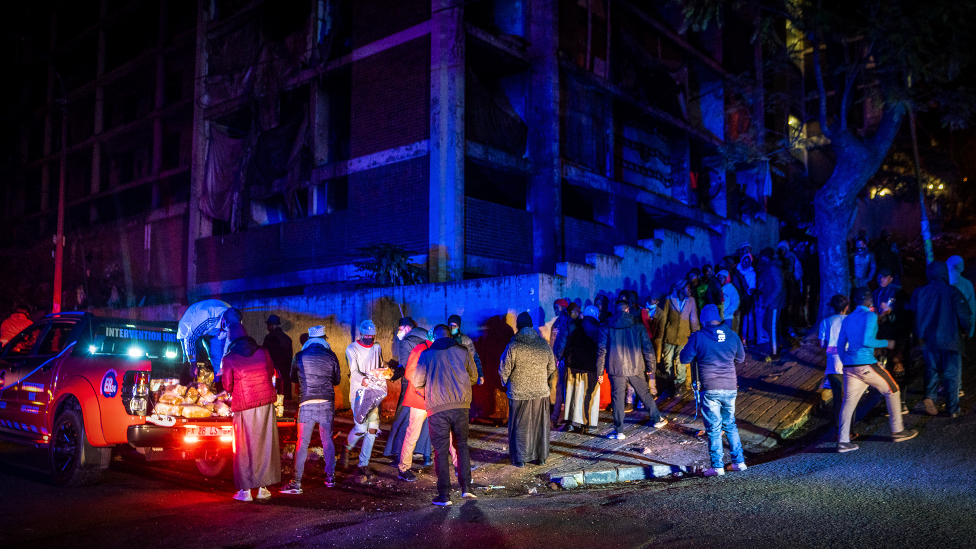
[548, 464, 693, 489]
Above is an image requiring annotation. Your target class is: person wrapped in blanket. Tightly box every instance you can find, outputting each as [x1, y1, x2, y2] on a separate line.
[176, 299, 233, 383]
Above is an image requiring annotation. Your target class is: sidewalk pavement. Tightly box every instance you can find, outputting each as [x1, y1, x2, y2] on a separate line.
[282, 340, 831, 494]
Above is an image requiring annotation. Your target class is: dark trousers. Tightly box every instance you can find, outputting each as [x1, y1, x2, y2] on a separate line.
[428, 408, 472, 497]
[923, 349, 962, 415]
[610, 375, 662, 430]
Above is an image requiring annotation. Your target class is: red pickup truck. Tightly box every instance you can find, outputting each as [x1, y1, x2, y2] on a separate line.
[0, 312, 292, 486]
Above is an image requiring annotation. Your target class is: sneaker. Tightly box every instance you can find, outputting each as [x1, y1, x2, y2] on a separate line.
[256, 487, 271, 500]
[608, 431, 626, 440]
[727, 462, 748, 471]
[397, 470, 418, 482]
[338, 446, 350, 468]
[652, 418, 669, 429]
[836, 442, 859, 453]
[623, 405, 634, 413]
[461, 491, 477, 499]
[432, 495, 453, 506]
[891, 429, 918, 442]
[279, 480, 303, 495]
[703, 467, 725, 476]
[511, 461, 525, 467]
[422, 456, 434, 467]
[923, 398, 938, 416]
[233, 489, 253, 502]
[324, 474, 336, 488]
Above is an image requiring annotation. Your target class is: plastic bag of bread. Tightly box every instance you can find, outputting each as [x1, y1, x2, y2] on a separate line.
[214, 401, 232, 417]
[198, 392, 217, 406]
[180, 404, 212, 418]
[154, 403, 182, 416]
[184, 386, 200, 404]
[158, 393, 184, 406]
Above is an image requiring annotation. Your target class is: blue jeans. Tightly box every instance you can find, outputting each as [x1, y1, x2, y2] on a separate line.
[295, 401, 336, 479]
[700, 390, 744, 469]
[923, 349, 962, 415]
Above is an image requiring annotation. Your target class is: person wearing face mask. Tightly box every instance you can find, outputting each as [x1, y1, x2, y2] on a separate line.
[717, 270, 739, 328]
[447, 315, 483, 386]
[640, 296, 665, 364]
[851, 237, 877, 289]
[339, 320, 385, 477]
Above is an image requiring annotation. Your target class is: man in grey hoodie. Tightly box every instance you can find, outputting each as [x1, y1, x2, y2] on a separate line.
[414, 324, 479, 506]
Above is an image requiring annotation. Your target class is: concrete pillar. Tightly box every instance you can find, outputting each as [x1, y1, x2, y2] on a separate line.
[428, 0, 465, 282]
[527, 0, 561, 274]
[187, 0, 213, 302]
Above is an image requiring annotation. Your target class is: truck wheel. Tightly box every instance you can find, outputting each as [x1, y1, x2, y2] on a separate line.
[49, 408, 110, 487]
[195, 455, 228, 477]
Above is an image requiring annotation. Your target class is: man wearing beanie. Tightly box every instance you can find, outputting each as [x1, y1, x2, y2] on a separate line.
[414, 325, 479, 506]
[499, 312, 557, 466]
[679, 305, 747, 476]
[448, 315, 483, 385]
[340, 319, 385, 477]
[597, 299, 666, 439]
[281, 326, 341, 494]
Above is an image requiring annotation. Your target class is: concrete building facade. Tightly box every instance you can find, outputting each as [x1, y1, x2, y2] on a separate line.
[2, 0, 776, 314]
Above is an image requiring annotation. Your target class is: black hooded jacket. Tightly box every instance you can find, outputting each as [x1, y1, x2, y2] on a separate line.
[595, 312, 656, 377]
[907, 261, 973, 352]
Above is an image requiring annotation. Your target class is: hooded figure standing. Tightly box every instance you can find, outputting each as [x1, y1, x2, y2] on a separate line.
[499, 312, 557, 466]
[222, 320, 281, 502]
[908, 261, 973, 418]
[597, 299, 667, 439]
[679, 305, 747, 476]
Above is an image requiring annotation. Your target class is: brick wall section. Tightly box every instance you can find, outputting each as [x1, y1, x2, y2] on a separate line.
[352, 0, 430, 47]
[350, 36, 430, 158]
[464, 197, 532, 265]
[564, 217, 616, 264]
[196, 156, 430, 283]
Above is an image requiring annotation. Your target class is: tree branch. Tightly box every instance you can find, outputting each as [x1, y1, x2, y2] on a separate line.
[812, 36, 831, 137]
[868, 103, 905, 156]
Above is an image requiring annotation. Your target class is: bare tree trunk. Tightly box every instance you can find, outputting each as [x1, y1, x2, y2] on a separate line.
[813, 107, 905, 324]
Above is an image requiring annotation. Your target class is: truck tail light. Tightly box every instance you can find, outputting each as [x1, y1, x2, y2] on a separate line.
[134, 371, 150, 397]
[122, 370, 151, 416]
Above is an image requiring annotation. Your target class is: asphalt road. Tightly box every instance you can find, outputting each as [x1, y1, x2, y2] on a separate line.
[1, 374, 973, 549]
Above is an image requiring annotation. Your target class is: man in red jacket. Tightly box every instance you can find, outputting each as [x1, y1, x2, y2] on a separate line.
[222, 320, 281, 502]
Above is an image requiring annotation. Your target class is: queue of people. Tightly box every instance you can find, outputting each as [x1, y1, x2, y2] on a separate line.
[161, 233, 973, 506]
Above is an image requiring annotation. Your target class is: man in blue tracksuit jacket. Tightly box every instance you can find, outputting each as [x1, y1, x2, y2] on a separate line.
[680, 304, 746, 476]
[835, 287, 917, 453]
